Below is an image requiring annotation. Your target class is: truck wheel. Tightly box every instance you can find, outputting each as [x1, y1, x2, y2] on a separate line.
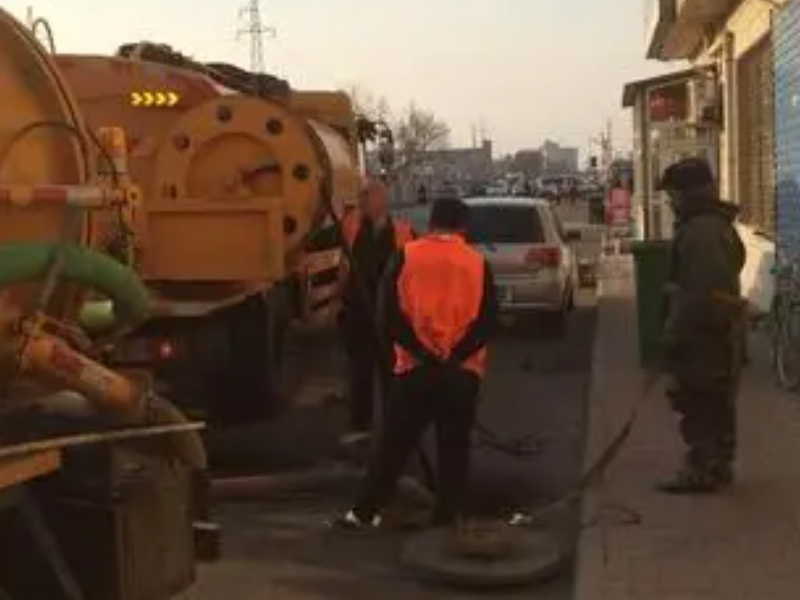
[214, 291, 288, 425]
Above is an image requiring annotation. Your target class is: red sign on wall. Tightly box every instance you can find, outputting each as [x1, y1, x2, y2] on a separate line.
[648, 82, 689, 122]
[606, 188, 632, 227]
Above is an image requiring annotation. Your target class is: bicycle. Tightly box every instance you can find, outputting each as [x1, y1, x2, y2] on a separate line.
[769, 260, 800, 390]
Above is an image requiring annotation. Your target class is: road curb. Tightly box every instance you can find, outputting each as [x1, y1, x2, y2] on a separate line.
[573, 256, 636, 600]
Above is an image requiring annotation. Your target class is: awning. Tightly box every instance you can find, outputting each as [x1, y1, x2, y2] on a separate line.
[621, 68, 700, 108]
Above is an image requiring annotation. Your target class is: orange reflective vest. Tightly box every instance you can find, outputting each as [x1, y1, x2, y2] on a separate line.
[394, 234, 487, 377]
[341, 211, 414, 249]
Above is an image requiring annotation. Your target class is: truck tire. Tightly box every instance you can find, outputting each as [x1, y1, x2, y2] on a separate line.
[214, 290, 288, 425]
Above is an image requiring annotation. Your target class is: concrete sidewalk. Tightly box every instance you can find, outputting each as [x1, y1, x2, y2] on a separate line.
[575, 257, 800, 600]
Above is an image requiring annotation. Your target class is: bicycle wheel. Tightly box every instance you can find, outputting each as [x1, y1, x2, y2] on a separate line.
[775, 298, 800, 390]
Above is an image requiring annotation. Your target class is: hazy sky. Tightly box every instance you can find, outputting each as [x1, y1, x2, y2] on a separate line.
[6, 0, 679, 161]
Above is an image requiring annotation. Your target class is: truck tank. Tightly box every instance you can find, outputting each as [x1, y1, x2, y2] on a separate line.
[0, 11, 206, 598]
[0, 8, 90, 320]
[55, 47, 362, 425]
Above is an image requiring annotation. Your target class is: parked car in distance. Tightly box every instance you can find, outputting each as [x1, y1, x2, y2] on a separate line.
[536, 175, 586, 199]
[431, 183, 464, 201]
[464, 197, 576, 334]
[485, 180, 508, 196]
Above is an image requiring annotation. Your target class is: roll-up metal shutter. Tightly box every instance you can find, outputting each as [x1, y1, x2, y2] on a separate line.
[775, 0, 800, 258]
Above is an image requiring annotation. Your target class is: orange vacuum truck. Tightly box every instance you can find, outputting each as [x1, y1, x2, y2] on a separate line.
[0, 8, 212, 599]
[0, 6, 361, 596]
[53, 43, 361, 426]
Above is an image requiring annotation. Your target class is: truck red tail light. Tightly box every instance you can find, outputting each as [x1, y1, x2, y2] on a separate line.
[110, 337, 183, 364]
[525, 246, 561, 267]
[157, 340, 176, 360]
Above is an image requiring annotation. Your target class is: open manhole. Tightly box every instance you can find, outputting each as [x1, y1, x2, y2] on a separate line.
[402, 523, 566, 588]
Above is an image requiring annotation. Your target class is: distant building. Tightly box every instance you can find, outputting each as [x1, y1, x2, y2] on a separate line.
[417, 140, 494, 188]
[512, 149, 545, 178]
[541, 140, 579, 173]
[367, 140, 493, 205]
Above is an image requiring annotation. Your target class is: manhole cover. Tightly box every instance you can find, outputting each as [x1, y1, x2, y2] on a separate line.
[401, 527, 565, 588]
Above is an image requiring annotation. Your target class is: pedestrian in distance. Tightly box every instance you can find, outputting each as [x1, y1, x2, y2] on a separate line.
[417, 183, 428, 205]
[569, 179, 579, 206]
[333, 197, 499, 529]
[339, 178, 415, 436]
[658, 157, 746, 494]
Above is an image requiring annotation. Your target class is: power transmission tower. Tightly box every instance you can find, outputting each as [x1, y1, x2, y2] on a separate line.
[238, 1, 276, 74]
[478, 118, 488, 143]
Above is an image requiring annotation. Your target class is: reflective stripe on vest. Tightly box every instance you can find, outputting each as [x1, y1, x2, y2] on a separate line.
[342, 211, 413, 250]
[394, 234, 487, 377]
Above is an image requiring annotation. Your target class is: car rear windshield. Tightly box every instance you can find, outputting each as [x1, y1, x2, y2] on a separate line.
[467, 205, 545, 244]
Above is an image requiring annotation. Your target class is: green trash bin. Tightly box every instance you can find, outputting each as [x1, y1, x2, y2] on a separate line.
[631, 241, 672, 366]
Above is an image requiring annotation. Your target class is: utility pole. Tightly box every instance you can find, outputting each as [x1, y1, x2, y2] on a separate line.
[478, 118, 488, 143]
[589, 119, 615, 181]
[238, 1, 276, 74]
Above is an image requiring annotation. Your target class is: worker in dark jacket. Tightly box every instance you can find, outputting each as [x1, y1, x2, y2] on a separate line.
[334, 197, 498, 529]
[339, 179, 415, 433]
[658, 158, 746, 494]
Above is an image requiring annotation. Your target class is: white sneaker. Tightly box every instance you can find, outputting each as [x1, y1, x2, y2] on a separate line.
[330, 509, 382, 531]
[508, 512, 533, 527]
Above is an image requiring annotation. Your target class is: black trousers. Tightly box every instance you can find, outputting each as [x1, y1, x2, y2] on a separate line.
[354, 366, 480, 524]
[668, 376, 739, 473]
[345, 335, 380, 431]
[341, 311, 386, 431]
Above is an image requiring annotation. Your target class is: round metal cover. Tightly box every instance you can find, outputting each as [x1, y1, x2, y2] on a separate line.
[401, 527, 565, 588]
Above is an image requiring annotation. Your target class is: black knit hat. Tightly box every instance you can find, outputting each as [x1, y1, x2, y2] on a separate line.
[658, 157, 715, 191]
[430, 198, 469, 231]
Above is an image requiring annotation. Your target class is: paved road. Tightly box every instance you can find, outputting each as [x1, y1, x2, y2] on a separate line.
[190, 205, 599, 599]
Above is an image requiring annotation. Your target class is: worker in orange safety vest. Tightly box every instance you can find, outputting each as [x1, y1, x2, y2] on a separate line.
[339, 178, 415, 433]
[334, 197, 498, 529]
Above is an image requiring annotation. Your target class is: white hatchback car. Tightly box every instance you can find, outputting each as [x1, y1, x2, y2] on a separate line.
[464, 197, 577, 333]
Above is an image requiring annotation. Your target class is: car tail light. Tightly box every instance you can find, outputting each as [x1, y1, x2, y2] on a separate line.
[525, 246, 561, 267]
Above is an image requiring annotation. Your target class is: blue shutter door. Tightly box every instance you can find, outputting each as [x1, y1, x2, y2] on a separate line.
[775, 0, 800, 259]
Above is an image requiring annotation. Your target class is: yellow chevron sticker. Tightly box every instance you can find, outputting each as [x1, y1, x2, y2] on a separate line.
[130, 90, 182, 108]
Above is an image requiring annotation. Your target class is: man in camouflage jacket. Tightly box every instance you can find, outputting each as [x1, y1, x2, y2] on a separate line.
[659, 158, 746, 494]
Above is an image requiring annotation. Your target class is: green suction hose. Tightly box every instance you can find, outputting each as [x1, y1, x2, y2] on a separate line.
[0, 242, 151, 328]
